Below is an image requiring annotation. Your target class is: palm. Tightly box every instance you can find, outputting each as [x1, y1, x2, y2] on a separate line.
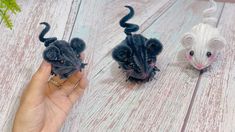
[13, 63, 87, 132]
[17, 91, 73, 131]
[35, 76, 85, 131]
[40, 90, 74, 131]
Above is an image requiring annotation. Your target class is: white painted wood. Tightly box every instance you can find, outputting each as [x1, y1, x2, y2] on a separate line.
[1, 0, 234, 131]
[63, 0, 82, 41]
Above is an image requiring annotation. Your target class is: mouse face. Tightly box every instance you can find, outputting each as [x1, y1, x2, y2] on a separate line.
[112, 34, 163, 82]
[181, 24, 226, 70]
[43, 38, 86, 79]
[185, 45, 217, 70]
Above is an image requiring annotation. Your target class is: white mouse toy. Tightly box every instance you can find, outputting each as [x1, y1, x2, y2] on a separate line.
[180, 0, 226, 70]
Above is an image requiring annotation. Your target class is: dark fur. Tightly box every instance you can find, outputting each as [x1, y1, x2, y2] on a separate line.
[39, 22, 86, 79]
[112, 6, 163, 82]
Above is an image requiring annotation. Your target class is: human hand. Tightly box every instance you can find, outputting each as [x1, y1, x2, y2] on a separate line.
[13, 61, 88, 132]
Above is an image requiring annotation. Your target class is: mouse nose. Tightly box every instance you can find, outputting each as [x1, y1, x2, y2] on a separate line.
[195, 64, 204, 70]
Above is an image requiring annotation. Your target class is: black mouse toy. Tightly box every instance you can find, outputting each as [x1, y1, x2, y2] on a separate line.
[112, 6, 163, 82]
[39, 22, 86, 79]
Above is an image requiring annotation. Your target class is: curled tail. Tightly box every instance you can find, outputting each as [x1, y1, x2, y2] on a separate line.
[203, 0, 218, 26]
[120, 6, 139, 35]
[39, 22, 57, 47]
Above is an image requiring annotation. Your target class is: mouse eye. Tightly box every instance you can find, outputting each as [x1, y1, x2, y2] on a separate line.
[147, 59, 152, 64]
[76, 54, 80, 58]
[128, 63, 135, 68]
[60, 60, 64, 64]
[189, 50, 194, 56]
[206, 52, 212, 57]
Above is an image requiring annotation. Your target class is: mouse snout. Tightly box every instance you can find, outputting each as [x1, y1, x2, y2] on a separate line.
[195, 64, 204, 70]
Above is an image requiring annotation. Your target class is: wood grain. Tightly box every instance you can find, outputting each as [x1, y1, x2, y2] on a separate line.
[0, 0, 75, 131]
[0, 0, 234, 131]
[184, 3, 235, 131]
[62, 0, 82, 41]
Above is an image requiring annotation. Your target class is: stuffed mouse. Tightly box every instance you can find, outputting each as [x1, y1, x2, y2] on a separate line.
[39, 22, 86, 79]
[180, 0, 226, 70]
[112, 6, 163, 82]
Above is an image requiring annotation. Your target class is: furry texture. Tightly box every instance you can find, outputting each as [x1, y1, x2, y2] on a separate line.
[112, 6, 163, 82]
[180, 0, 226, 70]
[39, 22, 86, 79]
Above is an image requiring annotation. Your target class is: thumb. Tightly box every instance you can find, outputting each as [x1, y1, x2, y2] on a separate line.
[23, 61, 51, 102]
[33, 60, 51, 83]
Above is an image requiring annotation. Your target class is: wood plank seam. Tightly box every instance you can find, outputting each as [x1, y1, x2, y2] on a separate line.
[215, 2, 226, 27]
[180, 72, 203, 132]
[180, 3, 226, 132]
[62, 0, 82, 41]
[139, 0, 178, 33]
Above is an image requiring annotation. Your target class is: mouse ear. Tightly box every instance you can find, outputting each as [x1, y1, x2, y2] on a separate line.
[207, 36, 226, 51]
[146, 38, 163, 56]
[112, 45, 132, 62]
[181, 32, 195, 49]
[70, 38, 86, 54]
[43, 46, 61, 62]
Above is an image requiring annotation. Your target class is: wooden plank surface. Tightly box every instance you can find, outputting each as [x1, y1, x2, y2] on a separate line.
[184, 3, 235, 131]
[62, 0, 82, 41]
[0, 0, 77, 131]
[61, 0, 224, 131]
[1, 0, 235, 131]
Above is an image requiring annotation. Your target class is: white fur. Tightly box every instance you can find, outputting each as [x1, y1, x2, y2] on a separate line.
[180, 0, 226, 70]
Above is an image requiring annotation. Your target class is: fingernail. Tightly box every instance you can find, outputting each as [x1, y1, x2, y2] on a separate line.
[39, 61, 51, 71]
[42, 60, 50, 67]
